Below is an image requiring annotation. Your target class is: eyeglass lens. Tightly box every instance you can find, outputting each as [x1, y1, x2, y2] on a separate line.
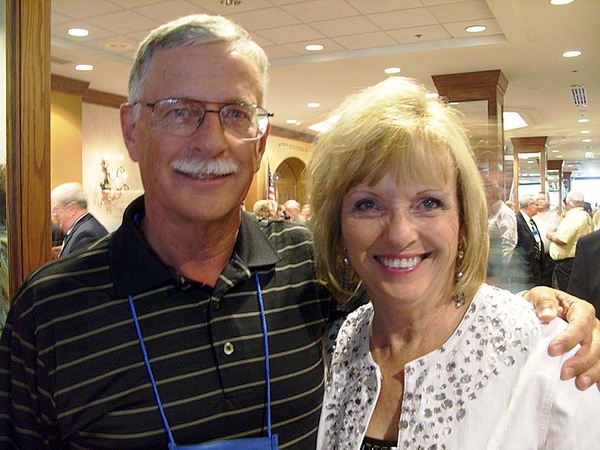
[151, 99, 269, 140]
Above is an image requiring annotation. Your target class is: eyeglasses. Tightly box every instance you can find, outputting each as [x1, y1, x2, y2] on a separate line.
[138, 98, 272, 141]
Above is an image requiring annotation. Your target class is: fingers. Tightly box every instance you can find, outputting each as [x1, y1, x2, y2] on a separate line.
[563, 322, 600, 391]
[549, 296, 595, 356]
[525, 286, 560, 323]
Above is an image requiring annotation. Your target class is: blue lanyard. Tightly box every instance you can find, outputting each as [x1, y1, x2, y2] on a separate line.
[127, 269, 273, 447]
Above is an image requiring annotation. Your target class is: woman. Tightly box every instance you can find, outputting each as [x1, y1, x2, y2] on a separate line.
[308, 77, 600, 449]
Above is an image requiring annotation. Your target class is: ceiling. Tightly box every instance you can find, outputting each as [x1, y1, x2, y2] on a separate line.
[50, 0, 600, 178]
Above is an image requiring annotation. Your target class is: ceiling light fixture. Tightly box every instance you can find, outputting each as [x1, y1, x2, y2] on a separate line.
[305, 44, 324, 51]
[582, 138, 592, 143]
[578, 118, 589, 123]
[465, 25, 486, 33]
[68, 28, 89, 37]
[580, 130, 591, 134]
[220, 0, 241, 6]
[504, 112, 528, 131]
[562, 50, 582, 58]
[550, 0, 574, 5]
[286, 119, 298, 125]
[307, 102, 320, 108]
[75, 64, 93, 71]
[384, 67, 401, 74]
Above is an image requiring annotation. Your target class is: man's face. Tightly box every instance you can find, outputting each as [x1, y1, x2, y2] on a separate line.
[536, 195, 549, 211]
[121, 42, 268, 226]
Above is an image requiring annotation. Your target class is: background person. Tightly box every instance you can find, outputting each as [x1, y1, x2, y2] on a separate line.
[534, 191, 561, 286]
[283, 199, 307, 225]
[567, 229, 600, 319]
[252, 199, 276, 219]
[511, 194, 544, 293]
[307, 77, 600, 449]
[483, 177, 516, 290]
[51, 182, 109, 257]
[548, 191, 594, 290]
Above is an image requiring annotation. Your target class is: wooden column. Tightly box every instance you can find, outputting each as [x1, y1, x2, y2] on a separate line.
[510, 136, 548, 204]
[6, 0, 51, 296]
[432, 70, 508, 187]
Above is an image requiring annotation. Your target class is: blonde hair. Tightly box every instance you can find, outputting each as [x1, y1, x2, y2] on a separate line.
[308, 77, 488, 303]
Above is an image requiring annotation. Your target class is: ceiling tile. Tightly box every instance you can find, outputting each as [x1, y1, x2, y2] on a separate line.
[443, 18, 502, 38]
[334, 31, 398, 50]
[51, 0, 122, 19]
[387, 24, 451, 44]
[85, 11, 162, 33]
[427, 0, 493, 23]
[367, 8, 439, 30]
[189, 0, 275, 14]
[134, 1, 212, 22]
[346, 0, 423, 15]
[281, 0, 359, 22]
[310, 16, 380, 37]
[256, 24, 325, 44]
[283, 38, 346, 54]
[226, 8, 301, 31]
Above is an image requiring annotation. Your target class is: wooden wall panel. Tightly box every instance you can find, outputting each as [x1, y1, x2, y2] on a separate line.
[6, 0, 51, 296]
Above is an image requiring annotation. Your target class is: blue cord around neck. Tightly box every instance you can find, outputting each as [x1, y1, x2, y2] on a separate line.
[128, 269, 273, 447]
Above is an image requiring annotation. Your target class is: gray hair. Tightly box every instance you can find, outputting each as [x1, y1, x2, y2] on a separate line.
[128, 14, 269, 107]
[51, 182, 88, 209]
[566, 191, 585, 207]
[518, 194, 536, 209]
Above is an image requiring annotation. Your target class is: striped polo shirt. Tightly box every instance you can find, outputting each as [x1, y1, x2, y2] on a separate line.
[0, 196, 331, 449]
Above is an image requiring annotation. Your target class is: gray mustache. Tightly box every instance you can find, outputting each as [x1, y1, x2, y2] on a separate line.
[171, 157, 239, 178]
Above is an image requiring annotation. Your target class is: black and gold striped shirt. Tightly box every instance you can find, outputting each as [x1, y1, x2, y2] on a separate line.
[0, 196, 331, 449]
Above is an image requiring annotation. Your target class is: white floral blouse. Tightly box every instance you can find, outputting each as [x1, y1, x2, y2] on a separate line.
[317, 284, 600, 449]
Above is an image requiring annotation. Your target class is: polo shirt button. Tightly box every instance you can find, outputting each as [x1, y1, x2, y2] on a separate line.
[223, 342, 234, 355]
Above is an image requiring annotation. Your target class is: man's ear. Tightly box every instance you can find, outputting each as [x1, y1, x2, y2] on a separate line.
[120, 103, 141, 163]
[254, 122, 271, 173]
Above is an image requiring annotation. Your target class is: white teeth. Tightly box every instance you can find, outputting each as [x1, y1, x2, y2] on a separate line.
[377, 256, 422, 269]
[171, 157, 239, 178]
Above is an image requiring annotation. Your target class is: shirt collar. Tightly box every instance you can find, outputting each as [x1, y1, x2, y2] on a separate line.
[110, 196, 280, 298]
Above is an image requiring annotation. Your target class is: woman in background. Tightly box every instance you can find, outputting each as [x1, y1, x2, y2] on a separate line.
[308, 77, 600, 449]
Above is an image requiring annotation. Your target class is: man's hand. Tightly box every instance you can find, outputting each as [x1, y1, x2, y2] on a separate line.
[524, 286, 600, 390]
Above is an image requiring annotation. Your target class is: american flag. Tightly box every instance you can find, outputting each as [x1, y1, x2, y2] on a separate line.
[267, 162, 276, 200]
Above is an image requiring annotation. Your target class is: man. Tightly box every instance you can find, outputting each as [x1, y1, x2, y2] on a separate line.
[51, 182, 109, 257]
[283, 199, 307, 225]
[483, 177, 516, 290]
[534, 192, 561, 286]
[568, 229, 600, 319]
[511, 194, 544, 293]
[548, 191, 594, 291]
[0, 14, 599, 449]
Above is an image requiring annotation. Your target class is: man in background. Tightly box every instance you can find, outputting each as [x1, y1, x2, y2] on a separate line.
[534, 192, 561, 286]
[484, 177, 516, 290]
[51, 182, 109, 257]
[511, 194, 544, 292]
[568, 229, 600, 319]
[548, 191, 594, 290]
[284, 199, 307, 225]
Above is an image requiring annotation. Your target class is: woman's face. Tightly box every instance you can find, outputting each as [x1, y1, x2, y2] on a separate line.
[341, 170, 461, 309]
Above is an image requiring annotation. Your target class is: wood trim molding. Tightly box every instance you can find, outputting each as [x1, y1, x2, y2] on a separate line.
[52, 74, 127, 108]
[6, 0, 52, 295]
[269, 125, 316, 144]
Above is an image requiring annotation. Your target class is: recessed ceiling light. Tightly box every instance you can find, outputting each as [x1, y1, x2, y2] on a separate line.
[552, 150, 559, 153]
[449, 102, 459, 105]
[384, 67, 401, 74]
[75, 64, 93, 71]
[465, 25, 486, 33]
[307, 102, 320, 108]
[557, 155, 563, 158]
[286, 119, 298, 125]
[580, 130, 591, 134]
[578, 118, 590, 123]
[425, 93, 439, 99]
[68, 28, 89, 37]
[550, 0, 574, 5]
[504, 112, 528, 131]
[305, 44, 324, 51]
[562, 50, 582, 58]
[582, 138, 592, 142]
